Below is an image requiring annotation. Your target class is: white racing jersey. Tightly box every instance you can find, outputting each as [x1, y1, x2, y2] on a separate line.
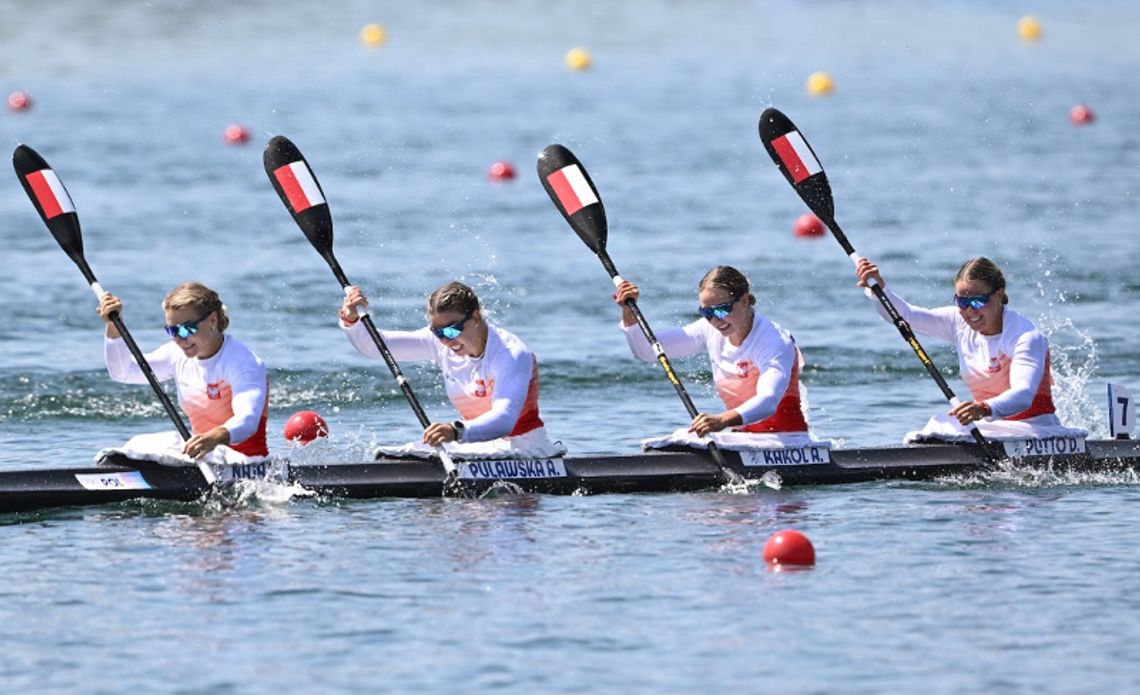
[871, 286, 1055, 419]
[343, 320, 543, 443]
[622, 310, 809, 432]
[105, 334, 270, 456]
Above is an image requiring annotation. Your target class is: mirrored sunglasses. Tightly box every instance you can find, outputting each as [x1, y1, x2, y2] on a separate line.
[953, 292, 995, 311]
[164, 312, 212, 340]
[430, 311, 474, 340]
[698, 300, 735, 321]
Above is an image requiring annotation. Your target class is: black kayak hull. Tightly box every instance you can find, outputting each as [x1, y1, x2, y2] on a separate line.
[2, 439, 1138, 515]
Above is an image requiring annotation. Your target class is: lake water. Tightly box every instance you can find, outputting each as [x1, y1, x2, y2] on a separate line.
[2, 1, 1139, 692]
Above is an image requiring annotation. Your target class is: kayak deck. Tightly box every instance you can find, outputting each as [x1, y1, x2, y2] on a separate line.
[2, 439, 1138, 515]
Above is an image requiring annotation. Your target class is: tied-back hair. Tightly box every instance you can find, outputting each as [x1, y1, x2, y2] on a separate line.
[698, 266, 756, 307]
[162, 282, 230, 332]
[427, 281, 481, 316]
[955, 257, 1008, 305]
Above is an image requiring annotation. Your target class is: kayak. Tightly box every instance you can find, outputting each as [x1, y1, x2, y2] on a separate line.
[2, 438, 1138, 515]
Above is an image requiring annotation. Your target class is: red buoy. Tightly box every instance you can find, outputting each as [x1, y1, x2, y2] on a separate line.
[283, 411, 329, 444]
[794, 213, 825, 238]
[763, 529, 816, 567]
[8, 91, 32, 111]
[488, 161, 517, 181]
[1070, 104, 1095, 125]
[224, 124, 250, 144]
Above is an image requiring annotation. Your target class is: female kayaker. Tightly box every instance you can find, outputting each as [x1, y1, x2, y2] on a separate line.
[339, 281, 560, 455]
[98, 282, 270, 458]
[613, 266, 810, 437]
[855, 256, 1064, 431]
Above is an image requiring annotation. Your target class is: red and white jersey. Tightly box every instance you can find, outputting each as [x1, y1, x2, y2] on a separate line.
[874, 286, 1054, 420]
[622, 311, 809, 433]
[343, 320, 544, 443]
[105, 335, 270, 456]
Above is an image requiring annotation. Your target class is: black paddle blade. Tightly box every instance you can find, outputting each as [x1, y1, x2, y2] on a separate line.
[263, 135, 335, 258]
[12, 145, 96, 282]
[758, 108, 835, 222]
[537, 144, 607, 255]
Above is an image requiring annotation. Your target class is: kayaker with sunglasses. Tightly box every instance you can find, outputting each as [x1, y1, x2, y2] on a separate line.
[613, 266, 810, 437]
[97, 283, 269, 458]
[855, 256, 1061, 429]
[339, 281, 561, 456]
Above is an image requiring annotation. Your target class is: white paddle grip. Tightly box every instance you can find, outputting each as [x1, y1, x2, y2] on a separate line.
[90, 282, 107, 299]
[849, 253, 879, 287]
[611, 275, 624, 288]
[343, 285, 370, 318]
[949, 397, 963, 407]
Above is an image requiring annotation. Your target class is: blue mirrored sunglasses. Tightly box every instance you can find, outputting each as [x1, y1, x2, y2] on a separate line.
[698, 300, 736, 321]
[953, 292, 995, 311]
[430, 311, 473, 340]
[164, 311, 212, 340]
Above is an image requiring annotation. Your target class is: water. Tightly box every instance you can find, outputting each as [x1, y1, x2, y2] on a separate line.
[2, 1, 1140, 692]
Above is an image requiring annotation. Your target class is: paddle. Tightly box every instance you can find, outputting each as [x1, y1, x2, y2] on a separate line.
[262, 135, 462, 488]
[757, 108, 1001, 462]
[11, 145, 217, 484]
[537, 144, 743, 485]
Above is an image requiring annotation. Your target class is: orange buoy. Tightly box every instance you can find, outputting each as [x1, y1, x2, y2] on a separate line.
[763, 529, 816, 567]
[1018, 16, 1043, 42]
[565, 47, 592, 71]
[284, 411, 329, 444]
[805, 72, 835, 96]
[794, 213, 825, 238]
[360, 23, 387, 46]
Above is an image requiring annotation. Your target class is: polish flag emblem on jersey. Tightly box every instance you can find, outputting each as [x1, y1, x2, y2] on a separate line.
[473, 378, 487, 398]
[545, 164, 598, 216]
[273, 161, 326, 213]
[770, 131, 822, 184]
[206, 382, 222, 400]
[25, 169, 76, 219]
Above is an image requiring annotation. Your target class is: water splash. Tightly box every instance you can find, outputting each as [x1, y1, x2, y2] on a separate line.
[478, 480, 526, 498]
[932, 458, 1140, 488]
[720, 469, 783, 494]
[1033, 273, 1105, 436]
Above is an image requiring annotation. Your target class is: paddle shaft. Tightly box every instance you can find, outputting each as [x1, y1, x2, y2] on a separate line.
[821, 215, 998, 456]
[81, 257, 215, 483]
[324, 258, 436, 430]
[72, 257, 194, 442]
[598, 250, 737, 474]
[322, 253, 461, 481]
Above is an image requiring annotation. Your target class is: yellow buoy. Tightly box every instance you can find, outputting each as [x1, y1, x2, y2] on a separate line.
[361, 23, 387, 47]
[1018, 16, 1042, 41]
[565, 47, 592, 71]
[805, 71, 835, 97]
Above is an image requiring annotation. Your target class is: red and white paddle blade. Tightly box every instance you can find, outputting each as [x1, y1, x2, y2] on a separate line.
[12, 144, 98, 282]
[537, 144, 608, 255]
[758, 108, 835, 222]
[264, 135, 335, 256]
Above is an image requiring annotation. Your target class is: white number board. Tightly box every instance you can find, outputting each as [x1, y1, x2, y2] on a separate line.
[1108, 383, 1134, 438]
